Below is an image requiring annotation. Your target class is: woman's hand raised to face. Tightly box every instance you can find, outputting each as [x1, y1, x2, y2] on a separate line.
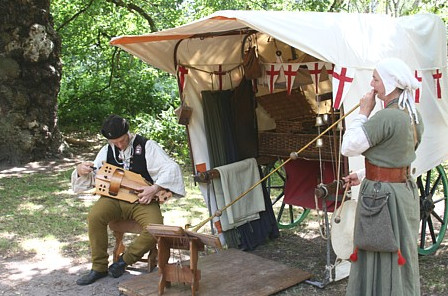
[359, 89, 376, 117]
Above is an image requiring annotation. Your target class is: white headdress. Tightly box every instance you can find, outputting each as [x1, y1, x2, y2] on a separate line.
[375, 58, 420, 124]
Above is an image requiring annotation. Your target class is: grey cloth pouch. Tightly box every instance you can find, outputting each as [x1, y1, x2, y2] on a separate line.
[354, 182, 398, 252]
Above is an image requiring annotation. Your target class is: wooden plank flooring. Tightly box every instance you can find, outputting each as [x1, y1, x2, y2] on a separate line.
[119, 248, 311, 296]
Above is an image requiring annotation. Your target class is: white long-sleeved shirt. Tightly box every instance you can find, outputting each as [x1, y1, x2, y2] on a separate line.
[341, 114, 370, 181]
[71, 134, 185, 198]
[341, 114, 370, 157]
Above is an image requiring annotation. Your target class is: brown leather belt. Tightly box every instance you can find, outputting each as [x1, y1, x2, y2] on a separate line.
[365, 159, 408, 183]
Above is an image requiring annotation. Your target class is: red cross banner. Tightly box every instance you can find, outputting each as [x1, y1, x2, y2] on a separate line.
[214, 64, 226, 90]
[265, 63, 282, 93]
[274, 55, 286, 84]
[432, 69, 443, 99]
[306, 62, 325, 94]
[332, 66, 355, 109]
[283, 63, 301, 95]
[177, 65, 189, 94]
[325, 63, 334, 79]
[414, 70, 422, 103]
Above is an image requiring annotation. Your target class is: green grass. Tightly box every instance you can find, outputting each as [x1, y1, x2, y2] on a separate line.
[0, 167, 208, 259]
[0, 170, 92, 258]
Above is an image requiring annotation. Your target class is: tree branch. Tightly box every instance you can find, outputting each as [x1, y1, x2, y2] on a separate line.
[106, 0, 158, 32]
[91, 46, 118, 95]
[56, 0, 95, 32]
[328, 0, 343, 12]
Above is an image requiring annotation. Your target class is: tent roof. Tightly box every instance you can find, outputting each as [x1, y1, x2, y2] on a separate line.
[109, 10, 448, 184]
[110, 10, 447, 74]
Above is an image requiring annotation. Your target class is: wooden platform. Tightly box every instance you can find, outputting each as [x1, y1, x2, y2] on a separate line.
[119, 248, 311, 296]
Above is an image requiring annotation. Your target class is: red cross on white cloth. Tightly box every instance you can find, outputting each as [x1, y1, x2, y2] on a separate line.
[432, 69, 443, 99]
[214, 64, 225, 90]
[177, 65, 189, 94]
[332, 66, 354, 110]
[325, 63, 334, 79]
[265, 64, 282, 93]
[283, 63, 301, 95]
[306, 62, 325, 94]
[414, 70, 422, 103]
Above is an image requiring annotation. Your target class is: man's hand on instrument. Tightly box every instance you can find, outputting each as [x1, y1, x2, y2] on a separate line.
[76, 161, 95, 177]
[137, 184, 161, 204]
[342, 172, 360, 188]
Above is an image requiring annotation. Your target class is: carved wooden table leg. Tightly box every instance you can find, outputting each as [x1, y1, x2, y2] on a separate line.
[157, 237, 170, 295]
[190, 240, 199, 295]
[147, 225, 220, 296]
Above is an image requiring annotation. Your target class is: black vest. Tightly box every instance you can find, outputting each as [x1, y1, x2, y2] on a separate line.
[106, 134, 154, 184]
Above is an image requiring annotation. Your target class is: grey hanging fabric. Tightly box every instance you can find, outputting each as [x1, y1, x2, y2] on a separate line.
[202, 89, 237, 168]
[202, 78, 278, 251]
[230, 77, 258, 161]
[202, 77, 258, 169]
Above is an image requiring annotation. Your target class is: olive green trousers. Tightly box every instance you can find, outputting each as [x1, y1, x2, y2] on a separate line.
[87, 197, 163, 272]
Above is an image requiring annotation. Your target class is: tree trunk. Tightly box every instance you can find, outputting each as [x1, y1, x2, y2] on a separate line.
[0, 0, 62, 166]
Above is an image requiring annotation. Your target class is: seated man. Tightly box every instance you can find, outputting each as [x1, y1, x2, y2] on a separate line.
[72, 114, 186, 285]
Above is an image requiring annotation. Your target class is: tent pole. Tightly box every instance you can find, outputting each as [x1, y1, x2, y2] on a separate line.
[173, 38, 197, 178]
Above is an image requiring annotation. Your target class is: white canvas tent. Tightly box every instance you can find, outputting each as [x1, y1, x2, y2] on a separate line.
[111, 10, 448, 181]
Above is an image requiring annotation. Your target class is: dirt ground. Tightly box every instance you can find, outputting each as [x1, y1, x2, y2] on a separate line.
[1, 149, 447, 296]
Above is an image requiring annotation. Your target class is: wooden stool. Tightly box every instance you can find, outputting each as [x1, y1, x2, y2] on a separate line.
[108, 219, 157, 272]
[147, 224, 222, 296]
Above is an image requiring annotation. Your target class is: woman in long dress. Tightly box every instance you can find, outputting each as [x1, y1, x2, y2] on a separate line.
[342, 58, 423, 296]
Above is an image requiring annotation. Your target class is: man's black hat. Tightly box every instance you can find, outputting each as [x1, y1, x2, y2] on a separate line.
[101, 115, 129, 139]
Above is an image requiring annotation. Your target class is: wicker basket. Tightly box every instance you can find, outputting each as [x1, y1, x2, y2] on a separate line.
[276, 120, 304, 133]
[257, 89, 314, 120]
[276, 116, 317, 134]
[258, 132, 339, 162]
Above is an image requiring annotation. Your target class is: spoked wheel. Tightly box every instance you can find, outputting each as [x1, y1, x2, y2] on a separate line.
[264, 160, 310, 229]
[417, 164, 448, 255]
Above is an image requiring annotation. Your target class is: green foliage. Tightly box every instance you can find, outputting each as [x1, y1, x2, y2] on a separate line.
[335, 0, 448, 16]
[131, 108, 190, 166]
[58, 57, 179, 128]
[180, 0, 338, 21]
[405, 0, 448, 22]
[53, 0, 188, 160]
[53, 0, 182, 126]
